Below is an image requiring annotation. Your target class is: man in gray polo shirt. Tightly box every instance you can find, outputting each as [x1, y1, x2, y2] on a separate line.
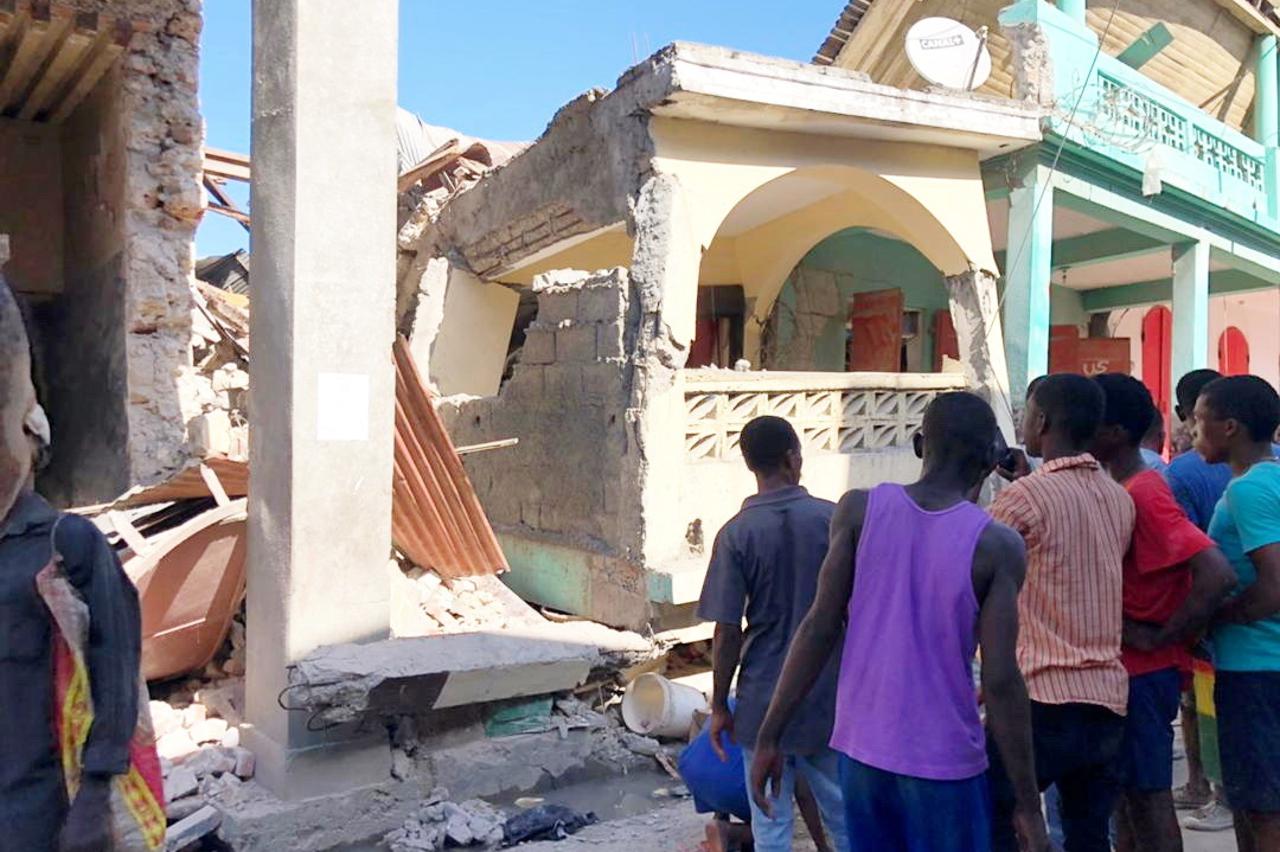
[698, 416, 849, 852]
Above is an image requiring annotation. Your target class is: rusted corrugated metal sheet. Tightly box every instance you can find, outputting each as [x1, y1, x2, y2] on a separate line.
[393, 338, 508, 578]
[114, 457, 249, 508]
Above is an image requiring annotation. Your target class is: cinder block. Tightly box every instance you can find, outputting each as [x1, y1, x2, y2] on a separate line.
[537, 291, 578, 324]
[521, 329, 556, 365]
[596, 322, 626, 359]
[556, 324, 598, 363]
[578, 283, 626, 323]
[545, 365, 582, 402]
[581, 363, 624, 405]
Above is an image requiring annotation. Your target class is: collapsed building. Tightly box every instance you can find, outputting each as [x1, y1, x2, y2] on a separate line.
[400, 43, 1040, 629]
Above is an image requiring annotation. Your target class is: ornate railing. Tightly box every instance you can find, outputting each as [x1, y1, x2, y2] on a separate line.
[1094, 71, 1265, 194]
[682, 370, 967, 462]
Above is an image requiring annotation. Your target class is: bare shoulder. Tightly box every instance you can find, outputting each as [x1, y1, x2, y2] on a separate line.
[976, 521, 1026, 572]
[833, 489, 871, 528]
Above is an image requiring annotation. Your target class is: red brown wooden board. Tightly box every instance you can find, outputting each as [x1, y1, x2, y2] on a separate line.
[932, 309, 959, 371]
[393, 338, 508, 578]
[848, 288, 904, 372]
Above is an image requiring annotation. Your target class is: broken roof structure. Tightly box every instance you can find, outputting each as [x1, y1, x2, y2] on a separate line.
[400, 42, 1041, 628]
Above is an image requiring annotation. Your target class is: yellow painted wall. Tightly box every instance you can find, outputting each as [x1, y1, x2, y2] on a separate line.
[432, 267, 521, 397]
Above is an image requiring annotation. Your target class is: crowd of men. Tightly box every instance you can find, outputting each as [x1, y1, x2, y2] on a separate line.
[695, 368, 1280, 852]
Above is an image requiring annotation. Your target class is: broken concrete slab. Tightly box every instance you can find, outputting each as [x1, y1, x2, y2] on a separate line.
[288, 631, 601, 725]
[166, 805, 222, 852]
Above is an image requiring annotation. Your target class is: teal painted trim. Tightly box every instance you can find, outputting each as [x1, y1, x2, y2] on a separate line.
[496, 533, 592, 616]
[1056, 0, 1086, 22]
[1117, 23, 1173, 71]
[1172, 241, 1211, 378]
[994, 228, 1164, 274]
[1003, 166, 1054, 394]
[1079, 269, 1275, 311]
[1255, 35, 1278, 147]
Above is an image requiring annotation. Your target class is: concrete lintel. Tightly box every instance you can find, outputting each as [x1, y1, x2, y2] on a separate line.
[653, 43, 1041, 157]
[994, 228, 1166, 273]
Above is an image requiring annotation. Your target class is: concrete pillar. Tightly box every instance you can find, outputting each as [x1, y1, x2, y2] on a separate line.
[1002, 166, 1054, 400]
[245, 0, 399, 799]
[945, 270, 1018, 443]
[1171, 241, 1210, 383]
[1254, 35, 1280, 218]
[1057, 0, 1087, 23]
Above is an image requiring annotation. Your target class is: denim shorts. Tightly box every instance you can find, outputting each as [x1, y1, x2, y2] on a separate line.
[1118, 668, 1182, 792]
[1217, 670, 1280, 813]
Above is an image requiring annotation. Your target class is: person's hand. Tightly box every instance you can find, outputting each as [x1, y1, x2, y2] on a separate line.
[1013, 806, 1051, 852]
[997, 448, 1031, 482]
[1122, 619, 1162, 652]
[709, 706, 735, 763]
[59, 775, 112, 852]
[749, 740, 783, 818]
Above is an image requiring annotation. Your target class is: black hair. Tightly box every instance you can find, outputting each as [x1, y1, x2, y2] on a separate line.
[1094, 373, 1156, 447]
[740, 416, 800, 473]
[1032, 373, 1105, 447]
[921, 391, 998, 468]
[1200, 376, 1280, 443]
[1176, 369, 1223, 415]
[1026, 375, 1048, 398]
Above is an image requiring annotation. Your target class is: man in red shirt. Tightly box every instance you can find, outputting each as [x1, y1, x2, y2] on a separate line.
[1091, 374, 1236, 852]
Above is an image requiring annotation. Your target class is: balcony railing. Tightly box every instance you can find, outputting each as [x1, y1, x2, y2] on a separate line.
[1042, 22, 1273, 224]
[681, 370, 967, 462]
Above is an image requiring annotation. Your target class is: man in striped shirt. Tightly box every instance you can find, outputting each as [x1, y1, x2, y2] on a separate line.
[986, 374, 1136, 852]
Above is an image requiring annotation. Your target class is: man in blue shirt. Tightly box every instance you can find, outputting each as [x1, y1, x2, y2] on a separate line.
[1196, 375, 1280, 850]
[697, 416, 848, 852]
[1166, 370, 1234, 530]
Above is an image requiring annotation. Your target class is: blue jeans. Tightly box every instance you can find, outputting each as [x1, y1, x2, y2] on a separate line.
[742, 747, 850, 852]
[840, 756, 991, 851]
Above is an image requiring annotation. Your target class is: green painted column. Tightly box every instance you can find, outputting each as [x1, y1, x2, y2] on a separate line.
[1171, 241, 1210, 384]
[1255, 35, 1278, 145]
[1057, 0, 1087, 23]
[1255, 34, 1280, 218]
[1003, 166, 1054, 398]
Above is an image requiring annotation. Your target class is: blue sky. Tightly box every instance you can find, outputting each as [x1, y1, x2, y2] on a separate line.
[196, 1, 838, 257]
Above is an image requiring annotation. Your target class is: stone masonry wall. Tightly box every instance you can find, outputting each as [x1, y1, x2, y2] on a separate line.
[440, 268, 650, 625]
[59, 0, 205, 489]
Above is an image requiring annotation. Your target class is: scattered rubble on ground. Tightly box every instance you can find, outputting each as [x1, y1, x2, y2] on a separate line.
[384, 788, 506, 852]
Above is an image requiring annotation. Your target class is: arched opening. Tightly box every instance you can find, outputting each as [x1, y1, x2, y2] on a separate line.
[1218, 326, 1250, 375]
[757, 228, 953, 373]
[691, 165, 973, 372]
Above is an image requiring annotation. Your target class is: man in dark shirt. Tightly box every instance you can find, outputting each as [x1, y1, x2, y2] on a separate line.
[1, 279, 143, 852]
[697, 416, 848, 852]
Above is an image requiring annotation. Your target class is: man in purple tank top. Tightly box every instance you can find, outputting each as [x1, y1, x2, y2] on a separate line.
[750, 392, 1049, 851]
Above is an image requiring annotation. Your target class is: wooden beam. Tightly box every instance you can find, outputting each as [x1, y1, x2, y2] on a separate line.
[837, 0, 915, 75]
[0, 7, 43, 112]
[207, 203, 251, 225]
[203, 176, 251, 234]
[397, 138, 463, 193]
[47, 18, 128, 123]
[17, 10, 81, 121]
[203, 148, 251, 182]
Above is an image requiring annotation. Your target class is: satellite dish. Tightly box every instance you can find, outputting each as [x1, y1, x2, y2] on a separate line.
[905, 17, 992, 91]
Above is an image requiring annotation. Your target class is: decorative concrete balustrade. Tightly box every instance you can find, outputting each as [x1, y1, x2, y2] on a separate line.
[681, 369, 968, 462]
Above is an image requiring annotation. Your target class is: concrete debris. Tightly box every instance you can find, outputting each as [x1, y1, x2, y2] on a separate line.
[183, 746, 237, 778]
[384, 789, 506, 852]
[164, 766, 199, 802]
[618, 732, 662, 757]
[190, 716, 228, 744]
[165, 805, 222, 852]
[165, 795, 208, 824]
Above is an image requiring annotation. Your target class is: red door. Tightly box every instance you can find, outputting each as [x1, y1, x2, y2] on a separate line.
[1218, 326, 1250, 375]
[1141, 306, 1173, 420]
[688, 318, 719, 368]
[848, 289, 904, 372]
[1049, 325, 1081, 375]
[933, 309, 959, 371]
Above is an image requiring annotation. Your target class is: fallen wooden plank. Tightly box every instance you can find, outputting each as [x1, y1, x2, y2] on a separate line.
[455, 437, 519, 456]
[397, 138, 463, 193]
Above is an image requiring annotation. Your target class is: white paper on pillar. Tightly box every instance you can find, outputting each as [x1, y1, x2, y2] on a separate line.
[316, 372, 370, 441]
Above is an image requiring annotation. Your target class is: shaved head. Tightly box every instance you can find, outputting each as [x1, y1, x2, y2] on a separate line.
[0, 275, 36, 517]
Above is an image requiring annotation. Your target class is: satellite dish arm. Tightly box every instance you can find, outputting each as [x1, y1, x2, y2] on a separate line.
[966, 26, 990, 92]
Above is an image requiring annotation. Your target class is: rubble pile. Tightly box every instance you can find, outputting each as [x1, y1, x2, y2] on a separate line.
[391, 558, 542, 636]
[385, 789, 506, 852]
[185, 283, 249, 460]
[150, 664, 253, 845]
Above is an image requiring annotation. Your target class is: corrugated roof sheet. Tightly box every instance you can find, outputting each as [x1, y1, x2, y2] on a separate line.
[393, 338, 508, 578]
[113, 456, 249, 508]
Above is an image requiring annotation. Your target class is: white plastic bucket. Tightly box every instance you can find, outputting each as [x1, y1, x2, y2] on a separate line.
[621, 673, 709, 738]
